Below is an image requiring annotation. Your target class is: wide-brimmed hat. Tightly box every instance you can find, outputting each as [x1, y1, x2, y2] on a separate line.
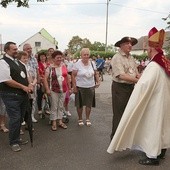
[148, 27, 165, 48]
[115, 37, 138, 47]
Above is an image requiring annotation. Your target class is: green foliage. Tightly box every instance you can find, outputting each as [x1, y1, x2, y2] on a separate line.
[36, 49, 48, 54]
[90, 51, 115, 59]
[68, 36, 92, 54]
[132, 53, 148, 61]
[165, 44, 170, 59]
[73, 50, 149, 62]
[162, 14, 170, 29]
[0, 0, 47, 8]
[162, 13, 170, 57]
[68, 36, 82, 54]
[73, 50, 115, 60]
[67, 35, 115, 55]
[90, 41, 105, 51]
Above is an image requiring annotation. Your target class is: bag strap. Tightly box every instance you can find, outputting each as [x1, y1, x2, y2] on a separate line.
[49, 66, 53, 90]
[91, 61, 96, 84]
[91, 61, 95, 71]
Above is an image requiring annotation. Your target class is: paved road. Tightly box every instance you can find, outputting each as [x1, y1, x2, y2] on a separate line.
[0, 74, 169, 170]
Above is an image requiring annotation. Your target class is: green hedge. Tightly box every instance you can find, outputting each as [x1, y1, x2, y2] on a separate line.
[74, 50, 148, 61]
[132, 53, 148, 61]
[74, 50, 115, 59]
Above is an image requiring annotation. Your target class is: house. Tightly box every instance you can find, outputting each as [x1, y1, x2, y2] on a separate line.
[19, 28, 58, 54]
[0, 44, 5, 58]
[131, 31, 170, 55]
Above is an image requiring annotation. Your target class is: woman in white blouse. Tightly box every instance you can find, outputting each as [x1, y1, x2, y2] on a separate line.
[72, 48, 100, 126]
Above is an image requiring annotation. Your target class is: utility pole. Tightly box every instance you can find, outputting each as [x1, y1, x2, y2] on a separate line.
[105, 0, 111, 52]
[0, 34, 2, 57]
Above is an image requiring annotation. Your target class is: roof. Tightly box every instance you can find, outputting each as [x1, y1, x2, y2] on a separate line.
[132, 31, 170, 50]
[19, 28, 58, 46]
[39, 28, 58, 45]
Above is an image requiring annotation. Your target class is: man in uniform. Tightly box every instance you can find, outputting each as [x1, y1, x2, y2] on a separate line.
[110, 37, 140, 140]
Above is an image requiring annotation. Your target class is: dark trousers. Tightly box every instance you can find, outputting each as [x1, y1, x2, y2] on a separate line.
[0, 92, 28, 145]
[110, 81, 134, 140]
[37, 85, 44, 111]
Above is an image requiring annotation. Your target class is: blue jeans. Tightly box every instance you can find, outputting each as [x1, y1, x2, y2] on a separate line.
[0, 92, 29, 145]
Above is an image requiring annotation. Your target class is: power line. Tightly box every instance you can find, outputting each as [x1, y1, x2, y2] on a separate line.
[8, 2, 169, 14]
[111, 3, 168, 15]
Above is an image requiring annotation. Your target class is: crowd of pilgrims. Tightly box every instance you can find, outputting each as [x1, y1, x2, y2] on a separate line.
[0, 46, 74, 134]
[0, 43, 147, 146]
[0, 45, 148, 133]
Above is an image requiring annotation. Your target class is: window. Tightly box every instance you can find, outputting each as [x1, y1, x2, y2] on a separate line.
[35, 42, 41, 47]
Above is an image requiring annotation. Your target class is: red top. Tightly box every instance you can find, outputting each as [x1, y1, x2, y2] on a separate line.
[38, 61, 50, 77]
[151, 52, 170, 77]
[50, 65, 68, 93]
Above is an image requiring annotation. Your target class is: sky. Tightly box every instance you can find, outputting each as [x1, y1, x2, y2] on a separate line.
[0, 0, 170, 51]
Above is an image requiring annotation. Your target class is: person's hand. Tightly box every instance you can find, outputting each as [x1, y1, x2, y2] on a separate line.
[95, 81, 100, 88]
[40, 75, 45, 81]
[69, 88, 73, 94]
[73, 86, 78, 94]
[28, 84, 34, 93]
[22, 85, 32, 93]
[136, 74, 141, 79]
[46, 89, 51, 96]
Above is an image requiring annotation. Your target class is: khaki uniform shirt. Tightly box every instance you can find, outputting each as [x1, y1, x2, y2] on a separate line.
[111, 49, 138, 84]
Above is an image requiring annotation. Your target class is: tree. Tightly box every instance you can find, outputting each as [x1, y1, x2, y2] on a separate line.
[67, 35, 116, 55]
[68, 36, 83, 54]
[162, 13, 170, 29]
[0, 0, 47, 8]
[90, 41, 105, 51]
[82, 38, 92, 49]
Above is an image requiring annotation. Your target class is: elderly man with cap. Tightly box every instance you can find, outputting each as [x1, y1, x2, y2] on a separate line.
[107, 27, 170, 166]
[110, 36, 140, 140]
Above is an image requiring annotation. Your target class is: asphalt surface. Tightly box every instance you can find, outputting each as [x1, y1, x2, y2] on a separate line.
[0, 74, 169, 170]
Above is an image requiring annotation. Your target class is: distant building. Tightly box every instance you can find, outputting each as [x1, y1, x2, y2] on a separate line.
[19, 28, 58, 54]
[131, 31, 170, 55]
[0, 44, 5, 58]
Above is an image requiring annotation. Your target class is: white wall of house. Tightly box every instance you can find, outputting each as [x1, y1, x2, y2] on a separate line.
[131, 49, 167, 56]
[131, 50, 146, 55]
[19, 33, 57, 54]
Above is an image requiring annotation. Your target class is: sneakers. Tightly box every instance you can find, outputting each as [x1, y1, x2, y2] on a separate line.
[32, 116, 38, 123]
[21, 121, 26, 126]
[19, 139, 28, 145]
[20, 129, 24, 135]
[11, 144, 21, 152]
[66, 111, 71, 116]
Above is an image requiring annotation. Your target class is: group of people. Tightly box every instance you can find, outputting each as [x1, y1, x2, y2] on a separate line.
[0, 26, 170, 167]
[0, 43, 100, 152]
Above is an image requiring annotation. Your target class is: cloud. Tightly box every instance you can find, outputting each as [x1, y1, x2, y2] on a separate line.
[0, 0, 169, 51]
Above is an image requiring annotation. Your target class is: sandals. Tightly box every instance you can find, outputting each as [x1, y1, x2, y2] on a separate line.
[0, 125, 9, 133]
[51, 125, 57, 131]
[78, 120, 84, 126]
[51, 121, 57, 131]
[86, 120, 92, 127]
[58, 123, 67, 129]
